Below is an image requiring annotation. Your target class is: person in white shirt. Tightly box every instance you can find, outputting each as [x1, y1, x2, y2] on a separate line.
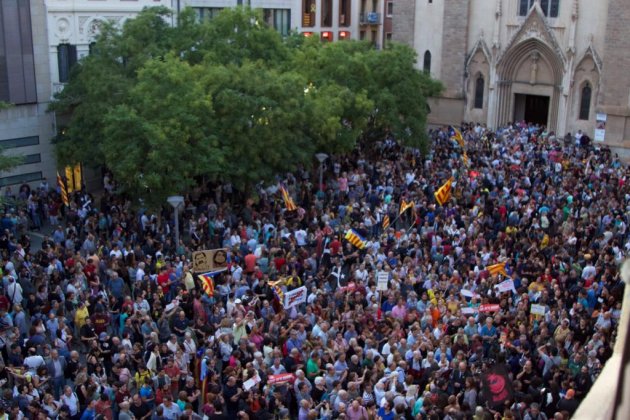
[135, 262, 146, 282]
[294, 229, 308, 246]
[60, 386, 79, 417]
[6, 277, 22, 307]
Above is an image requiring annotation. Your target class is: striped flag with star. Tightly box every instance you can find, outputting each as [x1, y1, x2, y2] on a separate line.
[434, 178, 453, 206]
[344, 229, 367, 250]
[450, 126, 465, 148]
[198, 273, 215, 296]
[486, 262, 507, 277]
[269, 281, 285, 307]
[57, 171, 69, 206]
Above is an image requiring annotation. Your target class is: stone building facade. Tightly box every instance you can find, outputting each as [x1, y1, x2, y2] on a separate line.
[0, 0, 57, 189]
[394, 0, 630, 155]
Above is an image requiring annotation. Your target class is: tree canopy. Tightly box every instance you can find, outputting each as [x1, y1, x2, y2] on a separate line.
[51, 6, 441, 207]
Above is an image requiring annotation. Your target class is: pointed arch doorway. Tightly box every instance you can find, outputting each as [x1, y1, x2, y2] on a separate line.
[495, 38, 564, 130]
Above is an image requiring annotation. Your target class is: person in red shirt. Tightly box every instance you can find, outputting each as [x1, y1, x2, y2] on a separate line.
[244, 253, 256, 274]
[329, 237, 341, 256]
[273, 252, 286, 272]
[157, 266, 171, 294]
[84, 258, 96, 280]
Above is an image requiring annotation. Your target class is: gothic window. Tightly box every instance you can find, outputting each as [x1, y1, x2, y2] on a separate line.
[474, 75, 484, 109]
[540, 0, 560, 18]
[518, 0, 535, 16]
[579, 83, 592, 120]
[423, 50, 431, 73]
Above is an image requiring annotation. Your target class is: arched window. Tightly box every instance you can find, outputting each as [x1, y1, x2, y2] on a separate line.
[579, 83, 592, 120]
[423, 50, 431, 73]
[474, 75, 484, 109]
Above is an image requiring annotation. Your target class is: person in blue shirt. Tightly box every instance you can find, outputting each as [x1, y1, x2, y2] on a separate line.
[480, 316, 497, 356]
[377, 401, 395, 420]
[80, 400, 97, 420]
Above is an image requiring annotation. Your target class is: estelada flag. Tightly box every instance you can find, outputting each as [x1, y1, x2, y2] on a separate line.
[486, 261, 507, 277]
[344, 229, 367, 250]
[481, 365, 514, 408]
[198, 273, 215, 296]
[449, 126, 465, 148]
[434, 178, 453, 206]
[382, 215, 390, 230]
[399, 200, 414, 215]
[280, 185, 297, 212]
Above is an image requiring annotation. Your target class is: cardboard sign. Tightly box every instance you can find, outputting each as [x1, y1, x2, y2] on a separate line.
[192, 249, 228, 273]
[495, 279, 516, 294]
[284, 286, 307, 308]
[530, 304, 546, 316]
[243, 375, 261, 391]
[479, 304, 500, 313]
[267, 373, 295, 385]
[377, 272, 389, 291]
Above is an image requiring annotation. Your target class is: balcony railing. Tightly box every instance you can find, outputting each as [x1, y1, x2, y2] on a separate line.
[359, 12, 381, 25]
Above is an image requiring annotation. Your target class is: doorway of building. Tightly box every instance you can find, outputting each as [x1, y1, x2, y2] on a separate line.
[513, 94, 550, 126]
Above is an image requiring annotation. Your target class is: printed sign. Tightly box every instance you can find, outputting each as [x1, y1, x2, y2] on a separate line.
[243, 375, 261, 390]
[267, 373, 296, 385]
[479, 304, 501, 313]
[284, 286, 307, 308]
[495, 279, 516, 294]
[377, 272, 389, 291]
[192, 249, 228, 273]
[461, 307, 477, 315]
[530, 303, 546, 316]
[595, 113, 606, 142]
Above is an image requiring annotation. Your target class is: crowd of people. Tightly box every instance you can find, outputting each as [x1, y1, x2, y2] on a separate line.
[0, 121, 626, 420]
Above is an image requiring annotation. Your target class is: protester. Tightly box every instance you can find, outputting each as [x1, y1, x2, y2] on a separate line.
[0, 121, 625, 419]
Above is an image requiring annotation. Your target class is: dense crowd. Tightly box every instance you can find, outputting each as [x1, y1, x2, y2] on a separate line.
[0, 122, 626, 420]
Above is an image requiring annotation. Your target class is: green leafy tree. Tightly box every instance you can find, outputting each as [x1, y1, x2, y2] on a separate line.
[50, 6, 440, 206]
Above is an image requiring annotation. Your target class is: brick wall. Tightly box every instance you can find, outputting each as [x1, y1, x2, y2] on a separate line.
[440, 0, 469, 98]
[392, 0, 415, 46]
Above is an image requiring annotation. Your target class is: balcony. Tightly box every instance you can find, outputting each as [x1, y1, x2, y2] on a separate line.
[359, 12, 381, 25]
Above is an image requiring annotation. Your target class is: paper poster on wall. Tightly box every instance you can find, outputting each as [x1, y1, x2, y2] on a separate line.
[594, 113, 606, 142]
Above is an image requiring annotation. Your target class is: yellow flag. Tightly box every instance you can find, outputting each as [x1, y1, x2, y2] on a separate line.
[434, 178, 453, 206]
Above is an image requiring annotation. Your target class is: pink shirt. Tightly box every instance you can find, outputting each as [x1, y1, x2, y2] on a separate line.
[391, 304, 407, 320]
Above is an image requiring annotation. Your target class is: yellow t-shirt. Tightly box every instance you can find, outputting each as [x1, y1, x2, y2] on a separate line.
[74, 306, 90, 329]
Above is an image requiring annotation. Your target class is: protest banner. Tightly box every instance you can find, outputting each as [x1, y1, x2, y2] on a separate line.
[267, 373, 295, 385]
[479, 304, 500, 313]
[192, 248, 228, 273]
[495, 278, 516, 294]
[284, 286, 307, 308]
[481, 365, 514, 408]
[530, 303, 546, 316]
[377, 272, 389, 291]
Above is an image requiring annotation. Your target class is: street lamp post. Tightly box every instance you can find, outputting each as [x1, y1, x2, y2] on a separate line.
[167, 195, 185, 247]
[315, 153, 328, 194]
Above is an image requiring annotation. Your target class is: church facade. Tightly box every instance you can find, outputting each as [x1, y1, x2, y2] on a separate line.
[393, 0, 630, 154]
